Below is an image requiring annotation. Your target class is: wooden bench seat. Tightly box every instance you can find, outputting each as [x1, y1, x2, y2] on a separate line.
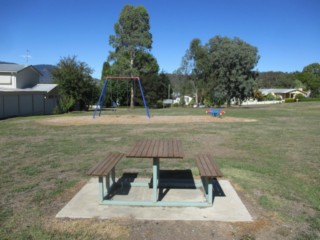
[196, 154, 223, 205]
[196, 154, 223, 179]
[87, 152, 124, 176]
[87, 152, 125, 203]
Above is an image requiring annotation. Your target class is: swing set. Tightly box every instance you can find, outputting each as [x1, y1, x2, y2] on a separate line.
[93, 76, 150, 119]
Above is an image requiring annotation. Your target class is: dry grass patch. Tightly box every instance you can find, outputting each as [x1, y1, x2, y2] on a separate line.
[37, 115, 257, 126]
[44, 218, 129, 239]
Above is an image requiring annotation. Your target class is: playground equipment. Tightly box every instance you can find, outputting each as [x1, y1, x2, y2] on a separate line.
[206, 108, 225, 118]
[93, 76, 150, 119]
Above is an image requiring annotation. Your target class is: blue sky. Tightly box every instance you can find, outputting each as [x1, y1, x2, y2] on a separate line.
[1, 0, 319, 79]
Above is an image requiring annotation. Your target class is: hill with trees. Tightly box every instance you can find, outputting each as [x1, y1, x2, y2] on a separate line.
[33, 64, 55, 83]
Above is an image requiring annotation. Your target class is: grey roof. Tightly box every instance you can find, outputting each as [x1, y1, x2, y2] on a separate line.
[0, 64, 29, 72]
[0, 64, 42, 75]
[31, 84, 57, 92]
[0, 84, 57, 93]
[259, 88, 306, 95]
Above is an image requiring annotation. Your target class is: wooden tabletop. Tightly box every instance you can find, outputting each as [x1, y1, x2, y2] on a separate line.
[126, 139, 184, 158]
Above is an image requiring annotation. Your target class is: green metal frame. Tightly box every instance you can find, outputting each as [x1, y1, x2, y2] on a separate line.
[96, 159, 215, 207]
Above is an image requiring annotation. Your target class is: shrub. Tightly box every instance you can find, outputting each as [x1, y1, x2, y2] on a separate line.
[254, 90, 264, 101]
[173, 103, 180, 107]
[154, 100, 163, 109]
[55, 96, 76, 113]
[299, 97, 320, 102]
[295, 94, 306, 101]
[189, 99, 195, 107]
[266, 93, 276, 101]
[203, 97, 213, 107]
[285, 98, 295, 103]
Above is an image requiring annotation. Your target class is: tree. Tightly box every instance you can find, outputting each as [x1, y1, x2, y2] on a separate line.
[296, 63, 320, 97]
[207, 36, 259, 106]
[100, 61, 111, 81]
[52, 56, 98, 112]
[257, 71, 298, 88]
[108, 5, 152, 108]
[179, 39, 210, 105]
[180, 36, 259, 107]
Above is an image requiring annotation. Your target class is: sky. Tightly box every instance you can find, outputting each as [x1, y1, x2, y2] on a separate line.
[1, 0, 319, 79]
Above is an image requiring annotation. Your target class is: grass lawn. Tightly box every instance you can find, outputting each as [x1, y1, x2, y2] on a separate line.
[0, 102, 319, 239]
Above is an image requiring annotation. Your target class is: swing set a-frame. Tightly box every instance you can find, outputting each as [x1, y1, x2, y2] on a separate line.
[93, 76, 150, 119]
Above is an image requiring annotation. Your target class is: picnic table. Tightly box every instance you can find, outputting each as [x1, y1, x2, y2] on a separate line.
[87, 139, 223, 207]
[126, 139, 184, 204]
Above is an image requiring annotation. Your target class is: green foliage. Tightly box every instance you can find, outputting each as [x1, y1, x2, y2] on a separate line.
[210, 88, 226, 107]
[52, 56, 99, 111]
[296, 63, 320, 97]
[295, 94, 306, 101]
[139, 71, 171, 107]
[189, 98, 195, 106]
[100, 61, 112, 81]
[285, 98, 295, 103]
[254, 90, 264, 101]
[171, 103, 178, 107]
[203, 97, 213, 107]
[257, 71, 297, 88]
[55, 95, 76, 113]
[106, 5, 169, 108]
[179, 36, 259, 107]
[108, 4, 152, 76]
[266, 92, 276, 101]
[102, 51, 169, 108]
[155, 100, 163, 108]
[297, 97, 320, 102]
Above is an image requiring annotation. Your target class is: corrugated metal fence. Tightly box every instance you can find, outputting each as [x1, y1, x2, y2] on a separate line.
[0, 91, 58, 119]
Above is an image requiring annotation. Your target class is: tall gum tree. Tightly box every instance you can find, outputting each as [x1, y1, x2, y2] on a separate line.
[108, 5, 152, 108]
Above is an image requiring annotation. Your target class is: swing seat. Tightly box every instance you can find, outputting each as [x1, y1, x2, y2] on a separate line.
[111, 101, 117, 108]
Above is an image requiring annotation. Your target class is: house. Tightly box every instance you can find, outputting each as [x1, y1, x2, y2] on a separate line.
[0, 64, 58, 119]
[259, 88, 308, 99]
[0, 64, 41, 89]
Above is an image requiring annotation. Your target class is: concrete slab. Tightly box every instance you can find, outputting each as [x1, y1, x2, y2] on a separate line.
[56, 178, 252, 222]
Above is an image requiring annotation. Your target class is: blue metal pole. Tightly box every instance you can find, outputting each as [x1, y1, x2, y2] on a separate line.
[137, 78, 150, 118]
[93, 79, 108, 119]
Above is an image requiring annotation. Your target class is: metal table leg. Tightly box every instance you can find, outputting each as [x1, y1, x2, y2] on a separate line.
[152, 157, 159, 202]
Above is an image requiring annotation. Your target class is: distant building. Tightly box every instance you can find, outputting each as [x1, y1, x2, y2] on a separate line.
[0, 64, 58, 119]
[259, 88, 308, 99]
[173, 95, 193, 105]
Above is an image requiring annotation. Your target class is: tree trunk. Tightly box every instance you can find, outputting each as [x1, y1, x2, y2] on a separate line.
[130, 81, 134, 108]
[195, 87, 198, 106]
[227, 98, 231, 107]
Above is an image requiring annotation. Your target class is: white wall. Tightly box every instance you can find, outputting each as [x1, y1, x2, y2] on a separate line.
[0, 73, 16, 88]
[17, 68, 39, 89]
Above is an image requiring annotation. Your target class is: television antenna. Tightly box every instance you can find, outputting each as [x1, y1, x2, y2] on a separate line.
[21, 49, 32, 64]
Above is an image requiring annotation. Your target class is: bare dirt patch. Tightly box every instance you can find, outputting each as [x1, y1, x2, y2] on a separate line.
[38, 115, 257, 126]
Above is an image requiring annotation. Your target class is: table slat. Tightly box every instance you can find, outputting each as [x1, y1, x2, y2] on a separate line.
[126, 139, 184, 158]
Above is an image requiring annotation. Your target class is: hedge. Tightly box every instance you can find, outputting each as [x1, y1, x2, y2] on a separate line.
[299, 98, 320, 102]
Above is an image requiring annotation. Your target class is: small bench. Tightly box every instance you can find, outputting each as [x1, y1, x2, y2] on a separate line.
[196, 154, 223, 178]
[196, 154, 223, 204]
[87, 152, 125, 203]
